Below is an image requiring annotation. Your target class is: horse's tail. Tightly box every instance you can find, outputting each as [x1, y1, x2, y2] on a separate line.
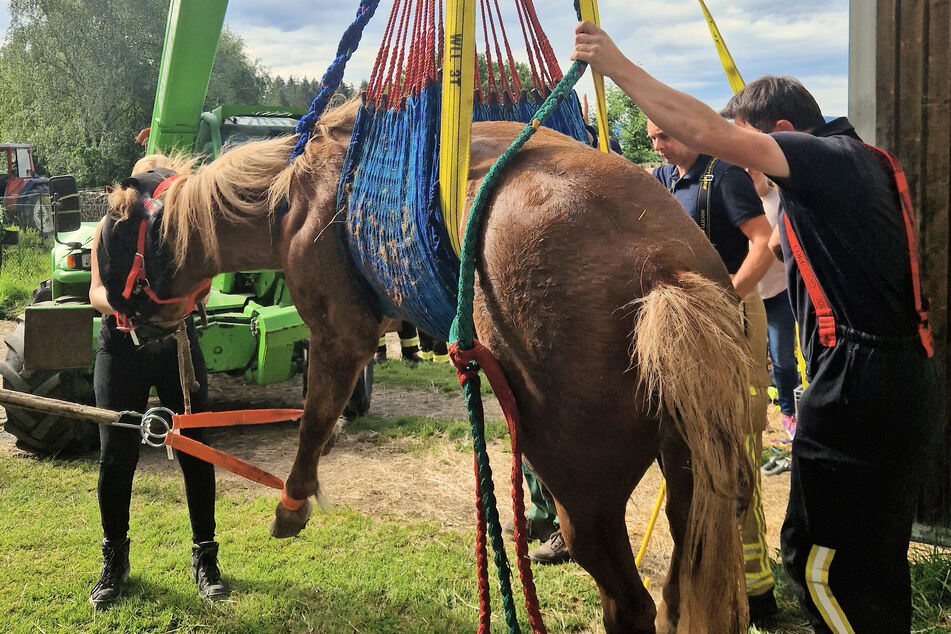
[632, 270, 752, 632]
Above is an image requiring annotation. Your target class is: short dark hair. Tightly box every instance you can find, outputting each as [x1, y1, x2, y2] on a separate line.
[720, 75, 825, 132]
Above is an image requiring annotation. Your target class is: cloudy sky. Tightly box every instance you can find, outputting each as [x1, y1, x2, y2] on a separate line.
[0, 0, 850, 115]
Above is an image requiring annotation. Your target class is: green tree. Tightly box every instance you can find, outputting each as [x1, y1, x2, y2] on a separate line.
[603, 84, 660, 164]
[0, 0, 272, 187]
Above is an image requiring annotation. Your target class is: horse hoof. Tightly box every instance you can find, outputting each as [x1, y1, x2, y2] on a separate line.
[269, 497, 313, 538]
[655, 599, 678, 634]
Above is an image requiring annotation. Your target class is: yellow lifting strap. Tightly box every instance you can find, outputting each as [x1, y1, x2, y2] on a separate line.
[575, 0, 610, 154]
[696, 0, 746, 94]
[440, 0, 477, 257]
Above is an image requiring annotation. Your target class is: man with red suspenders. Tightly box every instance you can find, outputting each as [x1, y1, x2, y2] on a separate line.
[573, 23, 945, 632]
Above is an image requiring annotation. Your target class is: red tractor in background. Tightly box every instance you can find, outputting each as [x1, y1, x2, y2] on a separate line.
[0, 144, 52, 235]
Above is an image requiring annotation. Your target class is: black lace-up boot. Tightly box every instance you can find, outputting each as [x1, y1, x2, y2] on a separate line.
[192, 541, 229, 601]
[89, 537, 130, 608]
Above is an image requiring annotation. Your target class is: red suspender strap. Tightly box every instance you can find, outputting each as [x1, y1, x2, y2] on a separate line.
[783, 213, 837, 347]
[859, 143, 934, 358]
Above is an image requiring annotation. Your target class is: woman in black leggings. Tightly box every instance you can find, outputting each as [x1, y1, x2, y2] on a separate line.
[89, 215, 227, 608]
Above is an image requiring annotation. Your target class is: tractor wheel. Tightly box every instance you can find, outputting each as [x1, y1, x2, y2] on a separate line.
[31, 279, 52, 303]
[0, 312, 98, 455]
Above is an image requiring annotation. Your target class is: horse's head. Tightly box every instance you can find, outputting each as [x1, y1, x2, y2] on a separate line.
[99, 159, 210, 337]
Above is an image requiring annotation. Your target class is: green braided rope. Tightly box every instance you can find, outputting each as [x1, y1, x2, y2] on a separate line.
[451, 59, 587, 634]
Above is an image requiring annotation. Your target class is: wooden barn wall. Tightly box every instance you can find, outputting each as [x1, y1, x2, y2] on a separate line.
[877, 0, 951, 531]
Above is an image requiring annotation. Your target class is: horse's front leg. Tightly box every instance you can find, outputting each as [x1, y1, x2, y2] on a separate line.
[270, 335, 376, 538]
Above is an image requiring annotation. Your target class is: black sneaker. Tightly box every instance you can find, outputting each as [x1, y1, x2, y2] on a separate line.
[192, 541, 229, 602]
[529, 530, 571, 564]
[89, 537, 130, 608]
[748, 590, 778, 624]
[502, 518, 557, 543]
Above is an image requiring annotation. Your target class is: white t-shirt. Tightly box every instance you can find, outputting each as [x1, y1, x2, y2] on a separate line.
[755, 186, 787, 300]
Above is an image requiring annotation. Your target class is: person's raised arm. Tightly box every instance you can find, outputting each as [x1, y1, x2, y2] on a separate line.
[89, 218, 113, 316]
[570, 21, 790, 178]
[732, 215, 775, 298]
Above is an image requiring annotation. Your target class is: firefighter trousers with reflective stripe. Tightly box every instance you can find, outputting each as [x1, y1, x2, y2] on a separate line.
[739, 291, 774, 597]
[780, 325, 944, 633]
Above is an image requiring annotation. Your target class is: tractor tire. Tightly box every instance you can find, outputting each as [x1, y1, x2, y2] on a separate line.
[0, 311, 98, 455]
[31, 279, 52, 303]
[343, 360, 374, 419]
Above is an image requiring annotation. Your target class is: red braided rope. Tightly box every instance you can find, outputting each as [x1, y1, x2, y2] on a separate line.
[425, 0, 437, 83]
[514, 0, 543, 92]
[437, 0, 444, 67]
[521, 0, 561, 81]
[452, 341, 548, 634]
[479, 0, 499, 97]
[484, 0, 511, 96]
[366, 0, 401, 103]
[473, 453, 493, 633]
[492, 0, 523, 93]
[387, 0, 413, 100]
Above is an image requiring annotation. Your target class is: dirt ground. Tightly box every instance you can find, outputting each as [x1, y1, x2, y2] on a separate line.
[0, 324, 793, 603]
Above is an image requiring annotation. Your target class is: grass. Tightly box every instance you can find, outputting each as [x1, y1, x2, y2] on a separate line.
[374, 358, 494, 396]
[346, 412, 509, 452]
[0, 455, 603, 634]
[2, 418, 951, 632]
[0, 225, 50, 319]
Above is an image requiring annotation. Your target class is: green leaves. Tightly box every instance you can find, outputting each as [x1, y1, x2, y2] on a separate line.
[602, 83, 661, 165]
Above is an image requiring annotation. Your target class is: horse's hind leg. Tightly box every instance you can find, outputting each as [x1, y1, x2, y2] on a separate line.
[655, 431, 693, 633]
[559, 500, 657, 634]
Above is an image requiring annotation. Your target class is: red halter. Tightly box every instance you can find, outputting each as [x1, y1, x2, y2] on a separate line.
[114, 175, 212, 332]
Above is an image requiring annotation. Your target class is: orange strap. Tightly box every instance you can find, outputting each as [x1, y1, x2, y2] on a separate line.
[163, 408, 307, 509]
[859, 143, 934, 357]
[172, 409, 304, 428]
[783, 144, 934, 357]
[783, 213, 837, 347]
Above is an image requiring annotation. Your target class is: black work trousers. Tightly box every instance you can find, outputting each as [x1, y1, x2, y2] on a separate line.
[94, 317, 216, 543]
[781, 325, 944, 633]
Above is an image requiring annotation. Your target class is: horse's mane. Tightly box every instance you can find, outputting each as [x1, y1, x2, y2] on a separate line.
[267, 98, 361, 214]
[104, 99, 361, 271]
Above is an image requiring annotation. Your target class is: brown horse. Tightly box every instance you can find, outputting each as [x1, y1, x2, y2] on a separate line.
[107, 100, 753, 633]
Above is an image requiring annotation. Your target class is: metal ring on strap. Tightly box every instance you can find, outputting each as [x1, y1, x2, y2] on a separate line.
[140, 407, 174, 447]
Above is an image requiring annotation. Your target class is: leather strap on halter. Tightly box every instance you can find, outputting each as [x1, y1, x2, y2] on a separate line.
[782, 144, 934, 357]
[164, 408, 307, 510]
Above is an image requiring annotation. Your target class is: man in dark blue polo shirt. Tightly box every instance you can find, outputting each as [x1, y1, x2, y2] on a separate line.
[573, 22, 944, 633]
[648, 119, 779, 621]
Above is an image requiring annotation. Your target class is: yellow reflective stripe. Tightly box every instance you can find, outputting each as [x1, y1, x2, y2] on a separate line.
[432, 352, 450, 364]
[743, 434, 772, 587]
[575, 0, 610, 154]
[806, 546, 856, 633]
[696, 0, 745, 94]
[400, 336, 420, 348]
[439, 0, 476, 257]
[746, 573, 775, 592]
[378, 336, 387, 347]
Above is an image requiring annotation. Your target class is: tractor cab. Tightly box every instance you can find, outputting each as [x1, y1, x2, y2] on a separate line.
[0, 144, 52, 234]
[195, 105, 305, 158]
